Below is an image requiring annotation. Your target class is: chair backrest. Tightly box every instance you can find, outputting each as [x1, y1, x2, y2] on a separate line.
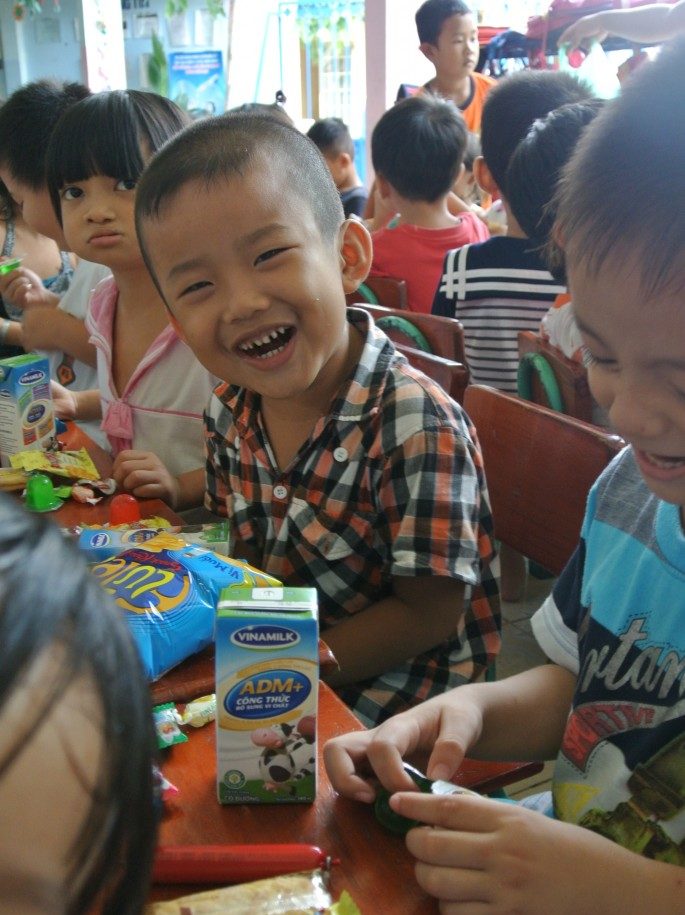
[518, 331, 594, 423]
[399, 345, 469, 404]
[346, 275, 409, 310]
[351, 303, 466, 362]
[463, 385, 624, 576]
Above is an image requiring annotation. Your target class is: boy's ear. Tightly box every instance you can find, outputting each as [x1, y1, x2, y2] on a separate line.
[473, 156, 499, 197]
[338, 218, 373, 294]
[339, 151, 352, 169]
[419, 41, 438, 65]
[375, 173, 392, 200]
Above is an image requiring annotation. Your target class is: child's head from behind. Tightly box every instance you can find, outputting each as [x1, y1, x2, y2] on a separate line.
[479, 70, 592, 202]
[453, 129, 481, 205]
[306, 117, 356, 189]
[45, 90, 189, 268]
[556, 37, 685, 506]
[136, 112, 372, 403]
[0, 496, 158, 914]
[506, 99, 603, 277]
[416, 0, 479, 82]
[0, 79, 90, 242]
[372, 94, 467, 204]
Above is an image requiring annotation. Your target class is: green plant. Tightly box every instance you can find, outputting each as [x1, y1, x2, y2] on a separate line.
[166, 0, 225, 16]
[147, 30, 169, 97]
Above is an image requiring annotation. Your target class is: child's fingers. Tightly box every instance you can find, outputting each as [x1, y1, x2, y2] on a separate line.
[390, 791, 503, 833]
[413, 860, 491, 907]
[323, 736, 380, 802]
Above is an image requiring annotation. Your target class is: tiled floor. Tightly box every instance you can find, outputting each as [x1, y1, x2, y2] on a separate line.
[496, 571, 556, 799]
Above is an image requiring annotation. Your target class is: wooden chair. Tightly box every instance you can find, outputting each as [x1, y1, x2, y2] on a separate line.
[352, 303, 466, 363]
[517, 331, 594, 423]
[346, 275, 409, 310]
[463, 385, 624, 576]
[399, 345, 469, 404]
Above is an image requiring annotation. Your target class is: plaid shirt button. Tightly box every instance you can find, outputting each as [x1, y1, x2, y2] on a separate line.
[273, 484, 288, 499]
[333, 447, 348, 462]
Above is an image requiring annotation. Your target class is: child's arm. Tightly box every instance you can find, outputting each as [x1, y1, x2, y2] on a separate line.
[112, 450, 205, 511]
[50, 382, 103, 422]
[324, 664, 575, 799]
[390, 790, 685, 915]
[323, 575, 466, 688]
[21, 306, 97, 366]
[0, 265, 60, 310]
[559, 0, 685, 49]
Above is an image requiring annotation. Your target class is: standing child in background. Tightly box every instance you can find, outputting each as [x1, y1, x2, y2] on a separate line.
[306, 117, 368, 219]
[0, 79, 111, 448]
[432, 70, 591, 393]
[46, 91, 215, 510]
[369, 94, 488, 314]
[135, 112, 501, 728]
[324, 39, 685, 912]
[0, 495, 158, 914]
[398, 0, 495, 133]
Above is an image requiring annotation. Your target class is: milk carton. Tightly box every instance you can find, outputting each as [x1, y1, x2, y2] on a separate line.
[0, 354, 55, 466]
[216, 586, 318, 805]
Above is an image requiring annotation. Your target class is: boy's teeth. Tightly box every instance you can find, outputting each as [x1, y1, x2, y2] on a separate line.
[239, 326, 288, 355]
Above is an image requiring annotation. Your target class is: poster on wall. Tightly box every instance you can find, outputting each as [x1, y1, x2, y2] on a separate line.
[168, 50, 227, 117]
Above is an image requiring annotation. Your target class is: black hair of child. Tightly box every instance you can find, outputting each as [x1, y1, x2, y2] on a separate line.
[480, 69, 592, 200]
[371, 94, 468, 203]
[45, 89, 190, 224]
[415, 0, 472, 44]
[0, 495, 159, 914]
[306, 117, 355, 158]
[135, 111, 344, 283]
[557, 35, 685, 299]
[0, 79, 90, 189]
[507, 100, 603, 245]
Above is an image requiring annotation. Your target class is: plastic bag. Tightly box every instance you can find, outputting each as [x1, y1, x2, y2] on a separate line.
[558, 42, 621, 99]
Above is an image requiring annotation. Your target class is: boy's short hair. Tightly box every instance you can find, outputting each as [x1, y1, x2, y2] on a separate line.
[46, 89, 189, 223]
[371, 94, 467, 202]
[307, 117, 354, 158]
[480, 70, 591, 199]
[557, 36, 685, 297]
[136, 112, 344, 267]
[0, 79, 90, 188]
[507, 100, 603, 244]
[415, 0, 472, 44]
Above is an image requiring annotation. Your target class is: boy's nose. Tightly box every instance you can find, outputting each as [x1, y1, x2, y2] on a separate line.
[224, 281, 270, 323]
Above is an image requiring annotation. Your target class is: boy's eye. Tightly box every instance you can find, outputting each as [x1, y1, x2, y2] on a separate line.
[254, 247, 287, 266]
[116, 178, 137, 191]
[179, 280, 211, 298]
[581, 345, 615, 369]
[62, 186, 83, 201]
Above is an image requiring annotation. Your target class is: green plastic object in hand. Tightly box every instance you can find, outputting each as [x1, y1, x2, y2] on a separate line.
[374, 763, 479, 835]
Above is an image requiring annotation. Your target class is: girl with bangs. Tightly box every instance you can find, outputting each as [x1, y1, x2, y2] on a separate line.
[46, 90, 215, 511]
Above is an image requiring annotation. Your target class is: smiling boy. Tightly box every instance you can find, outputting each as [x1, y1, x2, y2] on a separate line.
[135, 113, 501, 727]
[324, 38, 685, 912]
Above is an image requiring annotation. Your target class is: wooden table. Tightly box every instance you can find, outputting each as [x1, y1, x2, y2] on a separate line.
[54, 422, 543, 911]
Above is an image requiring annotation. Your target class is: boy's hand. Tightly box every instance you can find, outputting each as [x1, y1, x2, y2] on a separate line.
[112, 450, 181, 509]
[395, 792, 652, 915]
[324, 688, 483, 802]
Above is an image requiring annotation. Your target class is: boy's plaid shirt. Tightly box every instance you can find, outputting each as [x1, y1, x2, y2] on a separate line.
[205, 310, 501, 726]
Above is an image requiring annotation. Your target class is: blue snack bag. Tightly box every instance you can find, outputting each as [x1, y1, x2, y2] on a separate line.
[90, 531, 281, 680]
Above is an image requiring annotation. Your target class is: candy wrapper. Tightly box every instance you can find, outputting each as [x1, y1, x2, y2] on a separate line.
[90, 532, 281, 680]
[180, 694, 216, 728]
[10, 446, 101, 480]
[153, 702, 188, 749]
[145, 868, 333, 915]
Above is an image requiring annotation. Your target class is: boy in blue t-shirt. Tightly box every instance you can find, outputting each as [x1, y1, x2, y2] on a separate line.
[325, 38, 685, 911]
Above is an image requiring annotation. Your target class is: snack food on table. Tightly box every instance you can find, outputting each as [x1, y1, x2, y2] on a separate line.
[145, 868, 337, 915]
[153, 702, 188, 749]
[90, 532, 281, 680]
[180, 694, 216, 728]
[10, 446, 99, 480]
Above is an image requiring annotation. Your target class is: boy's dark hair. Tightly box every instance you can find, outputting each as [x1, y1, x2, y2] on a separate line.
[0, 181, 15, 222]
[557, 36, 685, 297]
[480, 70, 592, 200]
[507, 100, 603, 246]
[46, 89, 189, 224]
[307, 117, 354, 158]
[136, 112, 344, 279]
[415, 0, 472, 45]
[0, 495, 158, 915]
[371, 94, 467, 202]
[228, 100, 293, 126]
[0, 79, 90, 189]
